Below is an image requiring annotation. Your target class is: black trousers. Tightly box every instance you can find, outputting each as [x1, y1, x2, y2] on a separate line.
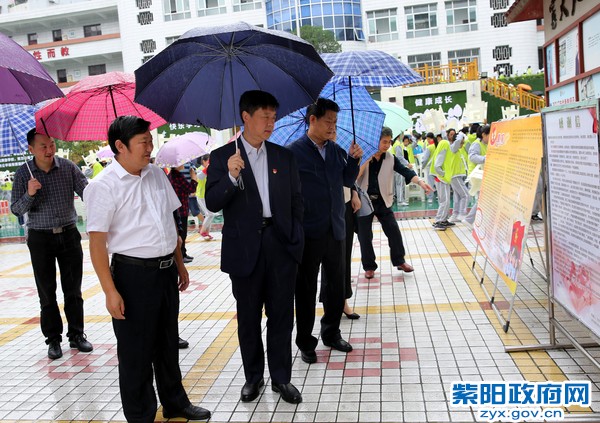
[111, 260, 190, 423]
[321, 201, 355, 300]
[357, 197, 406, 271]
[178, 209, 189, 257]
[27, 227, 84, 343]
[295, 230, 345, 352]
[230, 225, 296, 385]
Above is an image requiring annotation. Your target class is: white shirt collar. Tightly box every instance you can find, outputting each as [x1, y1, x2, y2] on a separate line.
[240, 133, 266, 157]
[113, 157, 152, 179]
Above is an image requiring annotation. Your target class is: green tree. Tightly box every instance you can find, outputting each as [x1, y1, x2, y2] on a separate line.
[299, 25, 342, 53]
[55, 140, 103, 166]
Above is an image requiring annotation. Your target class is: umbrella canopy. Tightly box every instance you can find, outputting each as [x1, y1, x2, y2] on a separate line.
[0, 33, 64, 105]
[96, 145, 115, 160]
[321, 50, 424, 87]
[270, 83, 385, 162]
[375, 101, 412, 135]
[35, 72, 166, 141]
[517, 83, 532, 91]
[0, 103, 39, 156]
[155, 132, 215, 168]
[134, 21, 333, 130]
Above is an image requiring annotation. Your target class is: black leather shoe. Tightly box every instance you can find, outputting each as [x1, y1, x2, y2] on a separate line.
[300, 350, 317, 364]
[344, 311, 360, 320]
[184, 255, 194, 260]
[178, 337, 189, 349]
[163, 404, 211, 420]
[272, 383, 302, 404]
[69, 334, 93, 353]
[323, 338, 353, 352]
[240, 378, 264, 402]
[183, 256, 193, 263]
[48, 340, 62, 360]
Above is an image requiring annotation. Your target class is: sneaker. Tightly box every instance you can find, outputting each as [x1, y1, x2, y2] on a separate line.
[448, 215, 461, 223]
[200, 232, 214, 240]
[183, 256, 193, 263]
[440, 220, 456, 227]
[432, 222, 447, 231]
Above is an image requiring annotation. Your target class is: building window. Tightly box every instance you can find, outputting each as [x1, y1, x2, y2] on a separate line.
[164, 0, 191, 21]
[367, 9, 398, 42]
[88, 64, 106, 76]
[233, 0, 261, 12]
[446, 0, 477, 33]
[52, 29, 63, 42]
[27, 33, 37, 45]
[57, 69, 67, 84]
[197, 0, 225, 16]
[408, 52, 441, 69]
[84, 24, 102, 37]
[405, 4, 438, 38]
[165, 35, 180, 45]
[448, 48, 480, 67]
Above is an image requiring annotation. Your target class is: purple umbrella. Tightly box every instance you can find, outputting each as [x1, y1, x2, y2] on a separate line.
[0, 32, 64, 105]
[155, 132, 215, 168]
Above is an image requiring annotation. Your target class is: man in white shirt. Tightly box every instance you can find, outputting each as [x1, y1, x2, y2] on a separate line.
[84, 116, 210, 422]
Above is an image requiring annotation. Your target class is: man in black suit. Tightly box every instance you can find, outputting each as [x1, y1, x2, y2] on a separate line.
[288, 98, 363, 364]
[206, 90, 304, 404]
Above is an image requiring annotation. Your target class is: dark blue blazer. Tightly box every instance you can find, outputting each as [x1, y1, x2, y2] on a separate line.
[287, 134, 359, 241]
[205, 138, 304, 278]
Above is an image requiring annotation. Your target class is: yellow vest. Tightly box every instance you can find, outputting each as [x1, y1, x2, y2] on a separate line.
[403, 144, 415, 164]
[468, 139, 488, 173]
[391, 140, 402, 156]
[430, 140, 454, 184]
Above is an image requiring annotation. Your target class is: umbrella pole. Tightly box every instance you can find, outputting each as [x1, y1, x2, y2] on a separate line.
[348, 77, 356, 145]
[228, 52, 244, 190]
[109, 86, 118, 119]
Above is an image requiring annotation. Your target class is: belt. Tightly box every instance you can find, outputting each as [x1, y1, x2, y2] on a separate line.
[369, 194, 380, 200]
[262, 217, 273, 228]
[112, 253, 174, 269]
[31, 223, 77, 234]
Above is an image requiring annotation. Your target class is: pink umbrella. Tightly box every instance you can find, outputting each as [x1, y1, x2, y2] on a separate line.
[35, 72, 165, 141]
[155, 132, 215, 168]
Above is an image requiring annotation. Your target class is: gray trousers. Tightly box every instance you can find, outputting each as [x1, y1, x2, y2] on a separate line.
[450, 176, 469, 217]
[434, 180, 451, 222]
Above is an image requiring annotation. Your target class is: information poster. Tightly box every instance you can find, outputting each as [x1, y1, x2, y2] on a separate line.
[472, 115, 543, 294]
[544, 102, 600, 337]
[583, 11, 600, 72]
[549, 82, 577, 106]
[559, 27, 579, 81]
[546, 43, 556, 87]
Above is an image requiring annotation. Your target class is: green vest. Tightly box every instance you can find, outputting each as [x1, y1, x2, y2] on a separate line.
[403, 144, 415, 164]
[391, 140, 402, 156]
[468, 139, 488, 173]
[430, 139, 454, 184]
[452, 147, 468, 176]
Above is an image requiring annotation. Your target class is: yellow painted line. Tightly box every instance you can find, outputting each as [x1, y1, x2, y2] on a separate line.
[0, 261, 32, 276]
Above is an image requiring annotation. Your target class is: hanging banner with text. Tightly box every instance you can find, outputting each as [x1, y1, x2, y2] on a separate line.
[543, 100, 600, 338]
[472, 115, 543, 294]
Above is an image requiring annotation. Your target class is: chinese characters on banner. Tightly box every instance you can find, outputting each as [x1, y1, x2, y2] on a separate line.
[32, 46, 70, 61]
[471, 115, 543, 294]
[544, 103, 600, 338]
[403, 90, 467, 115]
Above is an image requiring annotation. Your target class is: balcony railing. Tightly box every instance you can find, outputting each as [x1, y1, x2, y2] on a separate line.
[408, 59, 480, 86]
[480, 78, 545, 112]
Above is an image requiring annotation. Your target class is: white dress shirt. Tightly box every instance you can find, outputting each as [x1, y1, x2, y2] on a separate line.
[238, 135, 272, 218]
[84, 159, 181, 258]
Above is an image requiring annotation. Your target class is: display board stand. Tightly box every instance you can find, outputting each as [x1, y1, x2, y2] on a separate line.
[503, 101, 600, 421]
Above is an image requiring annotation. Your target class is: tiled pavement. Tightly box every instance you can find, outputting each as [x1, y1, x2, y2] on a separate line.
[0, 218, 599, 423]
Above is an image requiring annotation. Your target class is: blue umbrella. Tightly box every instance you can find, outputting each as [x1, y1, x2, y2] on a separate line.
[270, 83, 385, 163]
[321, 51, 423, 139]
[321, 50, 423, 87]
[134, 22, 333, 130]
[0, 103, 39, 156]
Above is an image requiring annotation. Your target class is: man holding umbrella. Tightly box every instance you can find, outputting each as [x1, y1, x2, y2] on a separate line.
[206, 90, 304, 404]
[288, 98, 363, 363]
[11, 129, 93, 360]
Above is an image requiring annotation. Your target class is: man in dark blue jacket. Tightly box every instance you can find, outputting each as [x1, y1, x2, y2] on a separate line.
[206, 90, 304, 404]
[288, 98, 363, 364]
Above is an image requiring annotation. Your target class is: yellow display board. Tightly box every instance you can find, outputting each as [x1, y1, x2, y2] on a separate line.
[472, 115, 543, 294]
